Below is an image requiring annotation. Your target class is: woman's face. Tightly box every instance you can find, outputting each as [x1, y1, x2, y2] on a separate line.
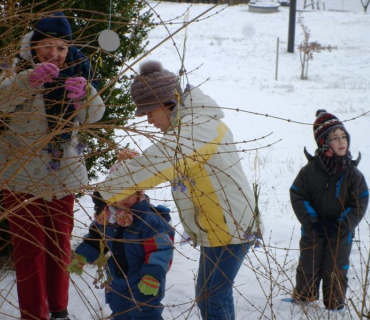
[147, 105, 173, 132]
[34, 38, 68, 68]
[328, 128, 348, 156]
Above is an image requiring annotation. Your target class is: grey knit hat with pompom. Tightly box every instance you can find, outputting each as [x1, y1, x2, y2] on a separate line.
[131, 61, 181, 116]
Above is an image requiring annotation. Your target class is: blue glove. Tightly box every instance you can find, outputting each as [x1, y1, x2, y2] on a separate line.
[337, 222, 350, 237]
[311, 221, 338, 238]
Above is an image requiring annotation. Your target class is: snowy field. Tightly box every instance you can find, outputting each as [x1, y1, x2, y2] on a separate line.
[1, 0, 369, 319]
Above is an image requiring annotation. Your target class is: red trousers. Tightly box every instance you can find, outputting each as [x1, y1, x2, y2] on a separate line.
[3, 191, 74, 320]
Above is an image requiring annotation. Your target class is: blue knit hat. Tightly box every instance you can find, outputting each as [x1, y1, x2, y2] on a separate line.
[32, 12, 72, 42]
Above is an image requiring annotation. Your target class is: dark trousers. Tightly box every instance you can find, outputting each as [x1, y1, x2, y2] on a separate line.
[295, 225, 353, 309]
[196, 243, 250, 320]
[4, 191, 74, 320]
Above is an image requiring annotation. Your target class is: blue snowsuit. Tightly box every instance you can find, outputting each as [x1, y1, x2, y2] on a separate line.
[75, 200, 174, 320]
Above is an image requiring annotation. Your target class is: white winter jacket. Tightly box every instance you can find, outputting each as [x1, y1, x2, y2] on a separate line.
[99, 86, 263, 247]
[0, 32, 105, 201]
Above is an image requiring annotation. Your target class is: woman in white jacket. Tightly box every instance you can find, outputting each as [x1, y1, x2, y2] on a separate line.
[0, 12, 105, 320]
[97, 61, 263, 320]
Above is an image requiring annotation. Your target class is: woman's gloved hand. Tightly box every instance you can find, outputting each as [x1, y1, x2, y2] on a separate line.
[29, 62, 59, 88]
[65, 76, 87, 99]
[117, 148, 140, 161]
[65, 77, 87, 109]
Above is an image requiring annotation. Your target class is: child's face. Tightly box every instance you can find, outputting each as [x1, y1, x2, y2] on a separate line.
[147, 105, 172, 132]
[115, 192, 142, 208]
[328, 128, 348, 156]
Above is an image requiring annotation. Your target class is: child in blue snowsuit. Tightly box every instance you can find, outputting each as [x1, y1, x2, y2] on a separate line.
[69, 190, 174, 320]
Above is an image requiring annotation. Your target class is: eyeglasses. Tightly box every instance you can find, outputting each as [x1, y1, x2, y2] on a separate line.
[328, 135, 348, 143]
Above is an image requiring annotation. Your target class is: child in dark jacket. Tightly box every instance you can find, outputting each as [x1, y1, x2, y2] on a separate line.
[290, 110, 369, 310]
[68, 190, 174, 320]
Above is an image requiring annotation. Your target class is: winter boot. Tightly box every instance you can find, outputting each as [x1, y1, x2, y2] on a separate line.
[50, 309, 70, 320]
[292, 290, 318, 303]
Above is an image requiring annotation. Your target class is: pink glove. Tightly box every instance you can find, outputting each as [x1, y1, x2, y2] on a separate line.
[65, 77, 87, 100]
[29, 63, 59, 88]
[118, 149, 140, 161]
[109, 149, 140, 174]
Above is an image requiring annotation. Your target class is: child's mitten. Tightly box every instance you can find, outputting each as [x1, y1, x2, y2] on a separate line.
[138, 274, 160, 296]
[311, 221, 338, 238]
[67, 254, 87, 276]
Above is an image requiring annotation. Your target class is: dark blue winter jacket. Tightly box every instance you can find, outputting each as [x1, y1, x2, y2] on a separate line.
[290, 150, 369, 233]
[75, 200, 174, 288]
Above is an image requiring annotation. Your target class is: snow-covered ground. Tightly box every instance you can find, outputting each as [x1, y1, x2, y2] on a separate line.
[1, 0, 369, 319]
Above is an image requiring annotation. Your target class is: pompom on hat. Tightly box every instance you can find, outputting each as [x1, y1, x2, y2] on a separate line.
[131, 60, 182, 116]
[31, 12, 73, 43]
[313, 109, 350, 151]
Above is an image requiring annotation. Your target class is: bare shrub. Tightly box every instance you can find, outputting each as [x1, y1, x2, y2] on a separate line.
[297, 14, 337, 80]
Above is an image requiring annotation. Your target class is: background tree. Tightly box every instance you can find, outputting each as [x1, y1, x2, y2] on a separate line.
[360, 0, 370, 12]
[297, 14, 336, 80]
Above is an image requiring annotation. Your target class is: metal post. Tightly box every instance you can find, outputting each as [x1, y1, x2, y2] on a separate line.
[275, 37, 279, 80]
[287, 0, 297, 53]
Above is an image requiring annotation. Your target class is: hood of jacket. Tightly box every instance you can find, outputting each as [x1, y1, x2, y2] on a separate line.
[19, 31, 37, 65]
[0, 31, 36, 75]
[304, 147, 361, 167]
[169, 85, 225, 129]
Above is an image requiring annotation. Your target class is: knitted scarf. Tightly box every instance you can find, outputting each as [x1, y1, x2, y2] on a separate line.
[317, 149, 352, 175]
[42, 47, 99, 139]
[28, 46, 100, 156]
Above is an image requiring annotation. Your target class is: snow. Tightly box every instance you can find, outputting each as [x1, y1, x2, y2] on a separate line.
[1, 0, 369, 319]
